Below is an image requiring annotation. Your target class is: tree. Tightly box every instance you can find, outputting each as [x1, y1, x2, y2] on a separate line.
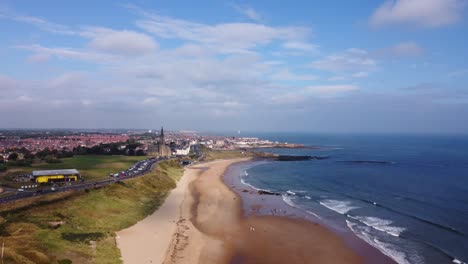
[24, 152, 35, 160]
[8, 152, 18, 161]
[136, 149, 145, 156]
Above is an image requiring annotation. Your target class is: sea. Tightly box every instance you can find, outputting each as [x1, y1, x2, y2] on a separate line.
[229, 133, 468, 264]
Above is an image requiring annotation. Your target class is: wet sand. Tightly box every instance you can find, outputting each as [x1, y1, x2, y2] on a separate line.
[164, 159, 365, 264]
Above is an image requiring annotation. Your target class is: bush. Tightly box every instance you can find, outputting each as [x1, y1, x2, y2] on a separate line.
[58, 259, 73, 264]
[8, 153, 18, 161]
[61, 232, 105, 243]
[0, 164, 6, 172]
[7, 159, 32, 167]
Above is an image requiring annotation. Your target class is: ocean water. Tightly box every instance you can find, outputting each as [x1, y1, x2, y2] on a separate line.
[234, 133, 468, 264]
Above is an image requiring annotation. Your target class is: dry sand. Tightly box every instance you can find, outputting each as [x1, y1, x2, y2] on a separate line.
[116, 167, 197, 264]
[118, 159, 364, 264]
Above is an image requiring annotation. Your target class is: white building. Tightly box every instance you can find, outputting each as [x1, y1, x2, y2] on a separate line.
[175, 144, 191, 156]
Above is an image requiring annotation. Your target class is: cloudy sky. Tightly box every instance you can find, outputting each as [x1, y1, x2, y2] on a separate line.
[1, 0, 467, 133]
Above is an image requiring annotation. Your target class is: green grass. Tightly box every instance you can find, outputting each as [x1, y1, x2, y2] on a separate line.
[203, 149, 256, 161]
[0, 155, 148, 187]
[0, 160, 183, 264]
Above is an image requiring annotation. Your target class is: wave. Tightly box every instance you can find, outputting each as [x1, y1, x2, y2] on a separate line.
[319, 199, 359, 214]
[286, 190, 296, 195]
[346, 220, 413, 264]
[330, 191, 466, 237]
[239, 178, 274, 193]
[305, 210, 322, 219]
[453, 259, 467, 264]
[373, 239, 414, 264]
[305, 196, 311, 200]
[282, 195, 322, 220]
[347, 215, 405, 237]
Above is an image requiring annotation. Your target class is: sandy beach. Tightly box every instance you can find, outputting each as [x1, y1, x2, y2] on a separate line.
[116, 167, 197, 264]
[118, 158, 373, 264]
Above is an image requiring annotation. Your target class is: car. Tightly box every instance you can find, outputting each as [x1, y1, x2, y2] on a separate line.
[18, 188, 24, 192]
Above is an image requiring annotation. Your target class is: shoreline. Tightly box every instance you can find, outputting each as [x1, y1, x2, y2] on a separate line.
[117, 158, 395, 263]
[224, 159, 396, 264]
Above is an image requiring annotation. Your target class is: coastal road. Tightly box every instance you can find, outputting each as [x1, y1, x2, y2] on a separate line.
[0, 157, 166, 204]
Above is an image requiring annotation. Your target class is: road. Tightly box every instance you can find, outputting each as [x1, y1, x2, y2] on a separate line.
[0, 157, 165, 204]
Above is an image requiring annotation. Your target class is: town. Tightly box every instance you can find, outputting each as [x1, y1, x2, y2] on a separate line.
[0, 128, 302, 202]
[0, 128, 301, 166]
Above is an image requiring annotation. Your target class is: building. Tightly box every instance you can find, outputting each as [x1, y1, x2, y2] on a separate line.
[32, 169, 81, 183]
[175, 144, 191, 156]
[157, 127, 171, 157]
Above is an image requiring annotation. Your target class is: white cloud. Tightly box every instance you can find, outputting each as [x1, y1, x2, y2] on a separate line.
[142, 97, 160, 105]
[81, 99, 92, 106]
[27, 53, 51, 63]
[0, 8, 76, 35]
[270, 69, 319, 81]
[311, 48, 376, 72]
[282, 41, 319, 52]
[17, 95, 33, 102]
[0, 75, 21, 91]
[133, 9, 309, 54]
[382, 41, 424, 57]
[18, 44, 119, 64]
[352, 72, 369, 78]
[231, 4, 263, 22]
[305, 84, 359, 95]
[370, 0, 467, 28]
[84, 28, 158, 56]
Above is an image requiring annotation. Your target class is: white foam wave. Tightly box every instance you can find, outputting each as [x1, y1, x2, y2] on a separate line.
[306, 210, 322, 219]
[244, 171, 248, 176]
[319, 199, 359, 214]
[282, 195, 297, 208]
[453, 259, 466, 264]
[347, 215, 405, 237]
[305, 196, 311, 200]
[240, 178, 264, 192]
[286, 190, 296, 195]
[346, 220, 411, 264]
[374, 239, 411, 264]
[282, 195, 322, 219]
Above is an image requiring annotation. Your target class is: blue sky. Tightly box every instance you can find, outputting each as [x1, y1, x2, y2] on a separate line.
[0, 0, 467, 133]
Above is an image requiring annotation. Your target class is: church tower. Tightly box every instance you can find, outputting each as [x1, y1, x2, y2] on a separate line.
[158, 127, 169, 157]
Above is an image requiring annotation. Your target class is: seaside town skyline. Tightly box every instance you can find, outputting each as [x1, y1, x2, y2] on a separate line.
[1, 0, 468, 133]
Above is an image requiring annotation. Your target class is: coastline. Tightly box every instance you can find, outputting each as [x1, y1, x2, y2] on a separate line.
[224, 159, 396, 264]
[117, 158, 395, 263]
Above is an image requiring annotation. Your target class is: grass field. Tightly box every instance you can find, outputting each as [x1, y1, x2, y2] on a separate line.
[0, 159, 183, 264]
[203, 148, 257, 161]
[0, 155, 148, 188]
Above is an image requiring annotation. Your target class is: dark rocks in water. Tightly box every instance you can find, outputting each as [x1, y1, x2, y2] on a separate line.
[276, 155, 330, 161]
[257, 190, 281, 196]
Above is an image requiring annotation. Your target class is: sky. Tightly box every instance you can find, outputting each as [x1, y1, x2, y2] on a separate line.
[0, 0, 468, 133]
